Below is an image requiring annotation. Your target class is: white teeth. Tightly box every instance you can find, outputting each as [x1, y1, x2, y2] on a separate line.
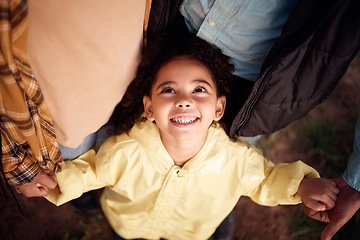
[171, 116, 197, 124]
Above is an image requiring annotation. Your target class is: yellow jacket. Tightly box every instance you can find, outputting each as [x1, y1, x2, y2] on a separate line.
[46, 121, 319, 240]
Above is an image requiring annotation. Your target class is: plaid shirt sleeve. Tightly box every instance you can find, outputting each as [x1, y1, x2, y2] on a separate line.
[0, 0, 64, 186]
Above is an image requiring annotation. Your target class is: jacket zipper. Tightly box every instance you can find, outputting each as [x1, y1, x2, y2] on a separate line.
[230, 61, 279, 137]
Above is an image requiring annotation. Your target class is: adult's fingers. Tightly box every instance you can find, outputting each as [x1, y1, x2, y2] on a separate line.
[320, 177, 360, 240]
[16, 169, 57, 197]
[17, 182, 49, 197]
[304, 207, 330, 222]
[321, 217, 348, 240]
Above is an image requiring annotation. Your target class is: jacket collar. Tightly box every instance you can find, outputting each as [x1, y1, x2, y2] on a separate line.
[129, 120, 229, 174]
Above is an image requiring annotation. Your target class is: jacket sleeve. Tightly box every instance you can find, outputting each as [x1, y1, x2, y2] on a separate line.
[343, 113, 360, 191]
[46, 148, 106, 206]
[46, 136, 128, 206]
[0, 0, 64, 186]
[245, 160, 320, 206]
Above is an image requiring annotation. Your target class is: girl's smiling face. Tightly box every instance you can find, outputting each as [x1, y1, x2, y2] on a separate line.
[143, 56, 226, 142]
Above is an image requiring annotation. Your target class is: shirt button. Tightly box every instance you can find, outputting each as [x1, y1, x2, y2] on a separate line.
[209, 21, 216, 27]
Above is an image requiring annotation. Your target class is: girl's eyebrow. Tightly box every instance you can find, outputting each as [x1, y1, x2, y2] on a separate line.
[194, 79, 212, 88]
[155, 79, 213, 90]
[156, 81, 175, 90]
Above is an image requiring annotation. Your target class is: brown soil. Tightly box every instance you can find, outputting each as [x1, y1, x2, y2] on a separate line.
[1, 55, 359, 240]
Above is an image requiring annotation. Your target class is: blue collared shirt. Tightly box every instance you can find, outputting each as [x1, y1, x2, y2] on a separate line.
[180, 0, 297, 81]
[343, 113, 360, 191]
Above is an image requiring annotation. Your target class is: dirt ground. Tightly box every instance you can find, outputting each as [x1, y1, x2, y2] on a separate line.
[1, 55, 359, 240]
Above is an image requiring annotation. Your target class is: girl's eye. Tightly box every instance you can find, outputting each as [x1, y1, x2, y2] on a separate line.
[194, 87, 206, 93]
[161, 88, 175, 94]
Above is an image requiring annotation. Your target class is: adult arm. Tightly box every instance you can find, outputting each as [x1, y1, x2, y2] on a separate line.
[342, 113, 360, 192]
[1, 0, 64, 188]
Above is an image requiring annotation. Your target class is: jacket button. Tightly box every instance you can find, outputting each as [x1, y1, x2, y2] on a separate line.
[209, 21, 216, 27]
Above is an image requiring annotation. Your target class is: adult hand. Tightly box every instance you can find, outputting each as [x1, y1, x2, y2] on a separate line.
[304, 177, 360, 240]
[15, 169, 57, 197]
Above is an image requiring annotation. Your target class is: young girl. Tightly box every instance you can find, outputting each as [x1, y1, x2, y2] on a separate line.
[46, 32, 339, 240]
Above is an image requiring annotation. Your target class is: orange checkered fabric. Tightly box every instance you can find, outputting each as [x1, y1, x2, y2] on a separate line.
[0, 0, 64, 186]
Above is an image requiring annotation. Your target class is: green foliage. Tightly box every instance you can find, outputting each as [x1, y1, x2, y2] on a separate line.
[291, 119, 353, 178]
[287, 212, 326, 240]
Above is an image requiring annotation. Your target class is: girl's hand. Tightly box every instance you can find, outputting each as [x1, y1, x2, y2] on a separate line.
[15, 169, 57, 197]
[298, 178, 340, 211]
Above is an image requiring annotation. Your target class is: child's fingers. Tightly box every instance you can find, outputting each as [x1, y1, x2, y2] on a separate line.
[321, 178, 340, 195]
[314, 178, 340, 206]
[304, 193, 338, 211]
[48, 172, 57, 182]
[327, 181, 340, 196]
[325, 188, 339, 204]
[43, 169, 57, 182]
[321, 195, 336, 210]
[37, 170, 57, 190]
[304, 198, 327, 212]
[315, 193, 337, 210]
[321, 183, 339, 209]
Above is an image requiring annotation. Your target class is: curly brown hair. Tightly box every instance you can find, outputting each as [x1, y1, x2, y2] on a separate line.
[109, 31, 235, 135]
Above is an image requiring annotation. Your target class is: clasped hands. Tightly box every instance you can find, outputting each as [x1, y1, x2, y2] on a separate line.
[15, 169, 57, 197]
[299, 177, 360, 240]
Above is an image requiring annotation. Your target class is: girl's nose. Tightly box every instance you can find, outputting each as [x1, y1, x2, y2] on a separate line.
[177, 103, 191, 108]
[175, 96, 192, 108]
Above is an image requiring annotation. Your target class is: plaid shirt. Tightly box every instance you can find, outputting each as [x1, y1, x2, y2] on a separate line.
[0, 0, 64, 186]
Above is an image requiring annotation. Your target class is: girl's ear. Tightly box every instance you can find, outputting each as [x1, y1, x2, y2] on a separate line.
[214, 96, 226, 121]
[143, 96, 155, 121]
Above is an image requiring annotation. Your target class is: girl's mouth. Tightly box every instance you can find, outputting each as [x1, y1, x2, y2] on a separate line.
[170, 116, 199, 124]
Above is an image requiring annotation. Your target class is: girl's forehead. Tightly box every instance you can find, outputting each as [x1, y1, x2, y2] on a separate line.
[163, 55, 207, 68]
[149, 57, 219, 96]
[156, 56, 213, 79]
[153, 58, 214, 86]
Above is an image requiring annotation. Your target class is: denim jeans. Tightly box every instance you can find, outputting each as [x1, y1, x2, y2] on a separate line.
[343, 113, 360, 191]
[59, 124, 112, 160]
